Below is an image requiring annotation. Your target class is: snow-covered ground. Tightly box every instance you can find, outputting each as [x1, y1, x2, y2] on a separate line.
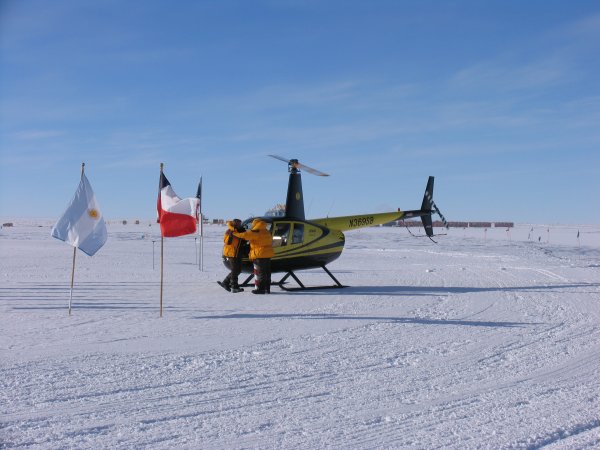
[1, 221, 600, 449]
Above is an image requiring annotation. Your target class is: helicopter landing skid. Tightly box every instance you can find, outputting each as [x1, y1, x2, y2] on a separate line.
[278, 266, 346, 291]
[239, 275, 291, 289]
[240, 266, 346, 291]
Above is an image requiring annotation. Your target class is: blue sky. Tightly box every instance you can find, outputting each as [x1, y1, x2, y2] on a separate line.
[1, 0, 599, 224]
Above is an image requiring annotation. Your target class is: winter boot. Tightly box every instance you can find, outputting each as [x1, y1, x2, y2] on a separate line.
[261, 279, 271, 294]
[231, 284, 244, 293]
[217, 281, 231, 292]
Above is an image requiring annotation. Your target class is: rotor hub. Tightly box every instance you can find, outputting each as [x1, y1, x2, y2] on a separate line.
[288, 159, 300, 173]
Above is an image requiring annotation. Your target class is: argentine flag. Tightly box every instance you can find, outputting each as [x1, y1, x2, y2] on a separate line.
[52, 174, 107, 256]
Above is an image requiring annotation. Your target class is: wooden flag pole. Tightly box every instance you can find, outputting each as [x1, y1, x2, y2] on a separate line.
[196, 215, 203, 272]
[69, 162, 85, 315]
[160, 235, 164, 317]
[199, 176, 203, 272]
[69, 246, 76, 316]
[199, 177, 204, 272]
[159, 163, 164, 318]
[196, 217, 202, 271]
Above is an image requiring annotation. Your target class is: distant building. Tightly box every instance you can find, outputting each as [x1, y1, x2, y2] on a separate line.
[397, 220, 513, 228]
[265, 203, 286, 217]
[469, 222, 492, 228]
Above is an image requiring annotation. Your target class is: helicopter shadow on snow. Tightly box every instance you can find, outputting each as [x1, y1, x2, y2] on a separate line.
[197, 311, 539, 328]
[194, 283, 600, 328]
[283, 282, 600, 297]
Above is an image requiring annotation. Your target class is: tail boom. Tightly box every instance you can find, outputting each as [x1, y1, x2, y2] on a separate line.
[311, 176, 447, 237]
[311, 211, 406, 231]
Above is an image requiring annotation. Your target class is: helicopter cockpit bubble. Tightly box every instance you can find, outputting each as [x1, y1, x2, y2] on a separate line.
[241, 217, 273, 232]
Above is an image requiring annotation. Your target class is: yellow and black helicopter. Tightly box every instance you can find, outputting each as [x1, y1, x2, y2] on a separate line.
[228, 155, 448, 291]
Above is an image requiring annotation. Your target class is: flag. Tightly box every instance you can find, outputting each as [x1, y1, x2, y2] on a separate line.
[195, 177, 202, 216]
[157, 172, 199, 237]
[51, 174, 107, 256]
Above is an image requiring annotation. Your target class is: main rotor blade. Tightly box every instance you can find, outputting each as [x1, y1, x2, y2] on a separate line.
[268, 154, 290, 163]
[268, 154, 329, 176]
[297, 162, 329, 177]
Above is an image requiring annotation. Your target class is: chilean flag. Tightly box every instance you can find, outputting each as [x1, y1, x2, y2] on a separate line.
[157, 172, 199, 237]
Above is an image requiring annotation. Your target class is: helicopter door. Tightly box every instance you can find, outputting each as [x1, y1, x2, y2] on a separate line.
[272, 222, 291, 247]
[291, 223, 304, 245]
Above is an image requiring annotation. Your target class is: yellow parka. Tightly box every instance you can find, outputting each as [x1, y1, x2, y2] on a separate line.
[223, 221, 244, 257]
[233, 219, 274, 260]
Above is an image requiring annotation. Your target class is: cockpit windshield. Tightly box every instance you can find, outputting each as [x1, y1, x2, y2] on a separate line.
[241, 217, 273, 232]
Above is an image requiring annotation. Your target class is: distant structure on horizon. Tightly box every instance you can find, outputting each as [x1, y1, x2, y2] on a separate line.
[397, 220, 514, 228]
[265, 204, 286, 217]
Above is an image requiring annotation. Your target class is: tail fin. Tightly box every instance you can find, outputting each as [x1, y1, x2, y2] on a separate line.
[419, 176, 448, 239]
[421, 214, 434, 237]
[420, 176, 435, 237]
[421, 176, 434, 212]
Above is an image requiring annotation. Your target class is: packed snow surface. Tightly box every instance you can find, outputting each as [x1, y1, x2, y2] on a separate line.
[2, 222, 600, 449]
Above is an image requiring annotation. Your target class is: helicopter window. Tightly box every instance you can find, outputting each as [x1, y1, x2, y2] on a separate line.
[292, 224, 304, 244]
[242, 219, 272, 232]
[272, 222, 290, 247]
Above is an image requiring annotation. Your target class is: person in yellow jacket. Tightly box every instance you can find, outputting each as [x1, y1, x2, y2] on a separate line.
[233, 218, 274, 294]
[218, 219, 246, 293]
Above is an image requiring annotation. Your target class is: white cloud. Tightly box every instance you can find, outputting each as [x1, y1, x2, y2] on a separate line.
[564, 12, 600, 37]
[10, 130, 65, 140]
[451, 56, 568, 92]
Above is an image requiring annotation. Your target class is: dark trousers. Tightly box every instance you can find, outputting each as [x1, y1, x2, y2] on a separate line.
[253, 258, 271, 293]
[223, 256, 242, 288]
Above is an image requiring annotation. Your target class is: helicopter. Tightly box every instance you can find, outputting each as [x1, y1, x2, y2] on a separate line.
[227, 155, 448, 291]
